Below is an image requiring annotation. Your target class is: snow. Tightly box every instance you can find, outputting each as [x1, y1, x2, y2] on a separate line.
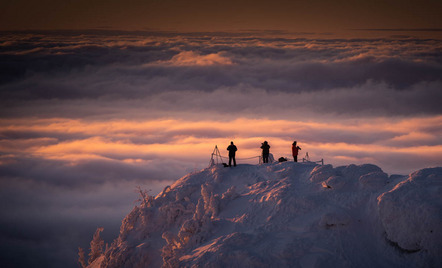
[378, 168, 442, 256]
[93, 162, 442, 268]
[88, 255, 105, 268]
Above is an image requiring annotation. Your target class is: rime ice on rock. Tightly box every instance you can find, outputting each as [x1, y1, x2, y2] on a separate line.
[378, 168, 442, 257]
[93, 163, 442, 268]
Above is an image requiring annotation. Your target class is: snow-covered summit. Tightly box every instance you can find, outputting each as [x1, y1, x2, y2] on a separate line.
[94, 162, 442, 267]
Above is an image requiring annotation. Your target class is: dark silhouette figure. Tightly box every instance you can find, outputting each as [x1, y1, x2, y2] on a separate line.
[292, 141, 301, 162]
[227, 141, 237, 167]
[261, 141, 271, 163]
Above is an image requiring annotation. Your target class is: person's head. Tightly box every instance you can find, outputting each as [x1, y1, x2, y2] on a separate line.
[293, 141, 297, 145]
[230, 141, 234, 145]
[264, 141, 268, 144]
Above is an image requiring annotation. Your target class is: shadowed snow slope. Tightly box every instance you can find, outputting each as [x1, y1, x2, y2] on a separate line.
[94, 162, 442, 268]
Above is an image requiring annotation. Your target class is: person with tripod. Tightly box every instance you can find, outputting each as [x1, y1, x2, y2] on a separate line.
[227, 141, 237, 167]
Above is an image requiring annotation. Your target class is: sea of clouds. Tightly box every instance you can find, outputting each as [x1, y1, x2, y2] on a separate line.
[0, 30, 441, 267]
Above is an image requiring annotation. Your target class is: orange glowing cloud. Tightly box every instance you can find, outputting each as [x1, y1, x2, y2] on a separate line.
[158, 51, 234, 66]
[1, 116, 441, 174]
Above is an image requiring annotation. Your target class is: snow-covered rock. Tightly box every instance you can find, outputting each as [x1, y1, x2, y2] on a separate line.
[359, 171, 389, 190]
[378, 168, 442, 257]
[309, 164, 335, 183]
[94, 162, 442, 268]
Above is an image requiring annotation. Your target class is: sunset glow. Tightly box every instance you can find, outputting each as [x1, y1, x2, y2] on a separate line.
[1, 116, 441, 174]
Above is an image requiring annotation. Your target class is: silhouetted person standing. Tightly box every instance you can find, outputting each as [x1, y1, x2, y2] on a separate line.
[227, 141, 237, 167]
[292, 141, 301, 162]
[261, 141, 271, 163]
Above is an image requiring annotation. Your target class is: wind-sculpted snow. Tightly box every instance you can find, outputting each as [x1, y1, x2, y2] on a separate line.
[96, 162, 441, 268]
[378, 168, 442, 257]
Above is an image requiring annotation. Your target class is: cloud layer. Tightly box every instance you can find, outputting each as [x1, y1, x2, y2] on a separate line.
[0, 31, 441, 267]
[1, 32, 441, 120]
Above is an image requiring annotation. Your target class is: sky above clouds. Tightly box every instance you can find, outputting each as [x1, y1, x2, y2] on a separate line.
[0, 1, 441, 267]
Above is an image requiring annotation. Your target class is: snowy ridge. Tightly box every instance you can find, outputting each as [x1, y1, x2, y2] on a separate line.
[96, 162, 442, 268]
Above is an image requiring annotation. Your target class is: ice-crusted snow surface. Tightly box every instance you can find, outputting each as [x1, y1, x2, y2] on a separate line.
[96, 162, 442, 268]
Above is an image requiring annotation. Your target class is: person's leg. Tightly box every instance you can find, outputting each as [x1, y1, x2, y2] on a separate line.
[233, 156, 236, 166]
[229, 156, 232, 166]
[294, 155, 297, 162]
